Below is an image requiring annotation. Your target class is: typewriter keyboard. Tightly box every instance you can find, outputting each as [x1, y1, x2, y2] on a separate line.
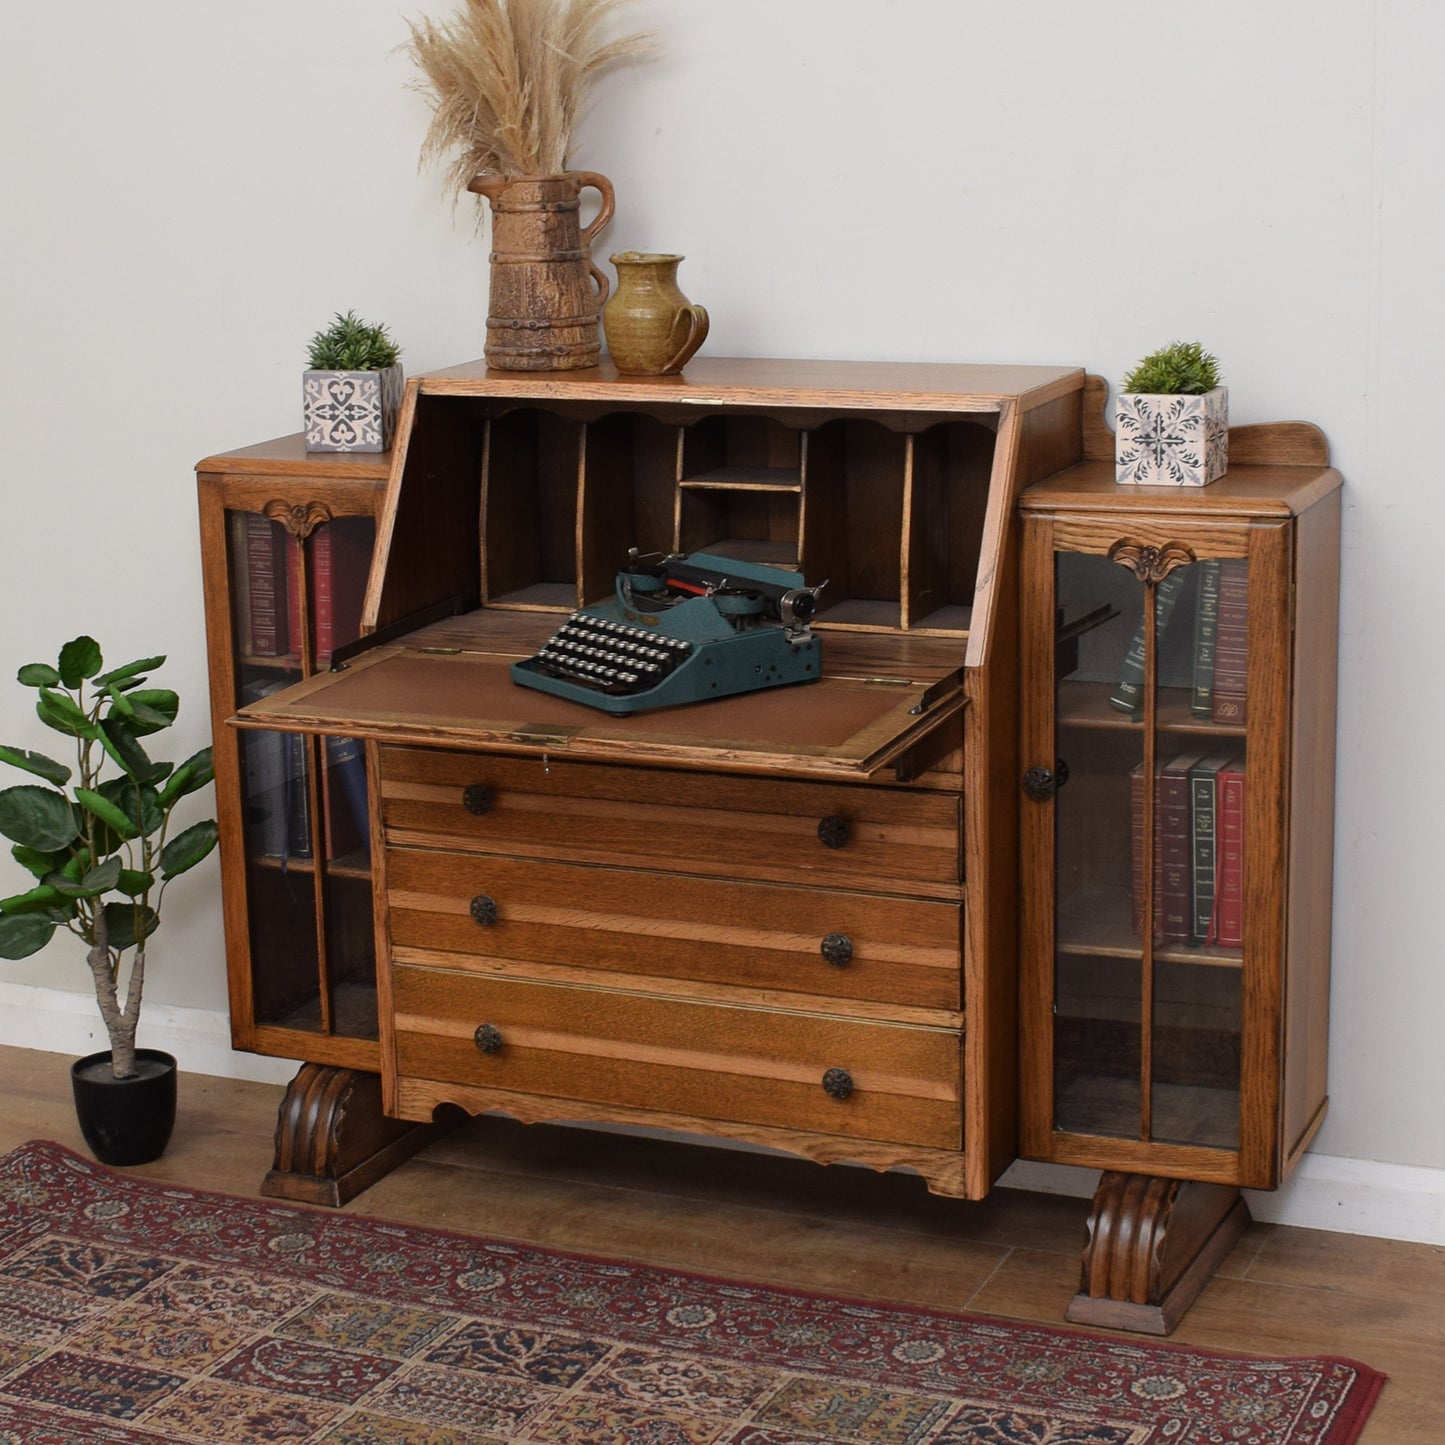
[531, 613, 695, 696]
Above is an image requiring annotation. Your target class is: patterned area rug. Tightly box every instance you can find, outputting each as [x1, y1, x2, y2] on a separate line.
[0, 1141, 1383, 1444]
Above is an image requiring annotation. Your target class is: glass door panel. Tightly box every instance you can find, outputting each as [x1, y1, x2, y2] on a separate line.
[1051, 546, 1248, 1152]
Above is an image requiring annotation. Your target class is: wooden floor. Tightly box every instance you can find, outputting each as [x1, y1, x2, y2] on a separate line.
[2, 1046, 1438, 1440]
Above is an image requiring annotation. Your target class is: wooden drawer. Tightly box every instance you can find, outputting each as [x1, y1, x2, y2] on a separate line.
[380, 746, 961, 895]
[386, 847, 961, 1012]
[391, 965, 961, 1148]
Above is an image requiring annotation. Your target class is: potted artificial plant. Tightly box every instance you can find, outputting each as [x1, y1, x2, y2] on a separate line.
[303, 310, 404, 452]
[1115, 340, 1228, 486]
[0, 637, 217, 1165]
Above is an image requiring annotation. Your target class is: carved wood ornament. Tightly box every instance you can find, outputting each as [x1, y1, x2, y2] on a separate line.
[264, 499, 334, 539]
[1107, 537, 1196, 585]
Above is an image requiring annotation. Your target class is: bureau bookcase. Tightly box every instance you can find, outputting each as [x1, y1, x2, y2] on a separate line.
[202, 358, 1084, 1208]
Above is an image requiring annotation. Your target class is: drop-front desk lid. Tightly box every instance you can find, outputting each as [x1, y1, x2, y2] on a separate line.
[230, 610, 967, 781]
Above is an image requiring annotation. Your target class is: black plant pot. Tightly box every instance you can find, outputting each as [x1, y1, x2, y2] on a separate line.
[70, 1049, 178, 1166]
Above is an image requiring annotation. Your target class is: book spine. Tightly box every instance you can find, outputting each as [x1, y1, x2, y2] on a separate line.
[325, 735, 371, 860]
[1191, 559, 1220, 719]
[1212, 559, 1249, 725]
[1216, 764, 1247, 947]
[312, 526, 335, 664]
[1110, 569, 1188, 714]
[285, 733, 313, 861]
[1157, 758, 1194, 943]
[244, 516, 287, 657]
[1190, 764, 1219, 944]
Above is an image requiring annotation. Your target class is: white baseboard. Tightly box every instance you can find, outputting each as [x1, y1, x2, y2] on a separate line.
[5, 984, 1442, 1245]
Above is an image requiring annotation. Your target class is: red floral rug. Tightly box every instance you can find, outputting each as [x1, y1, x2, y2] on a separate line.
[0, 1140, 1383, 1444]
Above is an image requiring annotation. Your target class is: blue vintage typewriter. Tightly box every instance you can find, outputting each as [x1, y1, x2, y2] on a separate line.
[511, 551, 825, 716]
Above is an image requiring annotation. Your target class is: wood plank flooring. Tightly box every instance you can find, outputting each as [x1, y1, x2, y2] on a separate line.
[1, 1045, 1437, 1440]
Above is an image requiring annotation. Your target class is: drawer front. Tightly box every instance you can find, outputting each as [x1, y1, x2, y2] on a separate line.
[387, 848, 961, 1012]
[392, 966, 961, 1149]
[380, 746, 961, 893]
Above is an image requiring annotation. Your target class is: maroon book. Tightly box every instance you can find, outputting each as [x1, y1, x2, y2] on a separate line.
[1216, 760, 1247, 947]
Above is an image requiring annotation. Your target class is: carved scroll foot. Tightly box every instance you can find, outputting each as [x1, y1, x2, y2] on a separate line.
[1065, 1171, 1249, 1335]
[262, 1064, 448, 1208]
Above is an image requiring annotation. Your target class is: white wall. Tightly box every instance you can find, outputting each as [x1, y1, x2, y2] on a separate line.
[1, 2, 1441, 1204]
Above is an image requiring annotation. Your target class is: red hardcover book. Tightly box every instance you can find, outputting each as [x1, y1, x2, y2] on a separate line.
[311, 521, 371, 664]
[244, 516, 288, 657]
[1216, 760, 1247, 947]
[1211, 558, 1248, 725]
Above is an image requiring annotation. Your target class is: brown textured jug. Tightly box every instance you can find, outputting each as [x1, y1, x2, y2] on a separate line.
[602, 253, 710, 376]
[468, 171, 614, 371]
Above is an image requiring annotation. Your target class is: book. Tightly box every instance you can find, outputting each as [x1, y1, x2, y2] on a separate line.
[1188, 750, 1236, 944]
[1130, 751, 1202, 944]
[1191, 559, 1221, 719]
[285, 733, 313, 862]
[244, 516, 289, 658]
[1109, 568, 1189, 715]
[1211, 559, 1248, 725]
[324, 735, 371, 861]
[1215, 759, 1247, 947]
[311, 522, 372, 665]
[240, 680, 290, 858]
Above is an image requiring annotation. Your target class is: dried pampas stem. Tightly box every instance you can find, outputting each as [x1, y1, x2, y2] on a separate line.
[405, 0, 652, 194]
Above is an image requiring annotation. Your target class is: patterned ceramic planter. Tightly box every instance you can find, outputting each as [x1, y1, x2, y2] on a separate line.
[1115, 386, 1228, 486]
[303, 364, 404, 452]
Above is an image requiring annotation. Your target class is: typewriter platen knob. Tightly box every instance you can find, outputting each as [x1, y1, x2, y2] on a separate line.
[821, 1066, 854, 1100]
[473, 1023, 504, 1055]
[462, 785, 493, 816]
[469, 895, 499, 926]
[820, 933, 854, 967]
[817, 814, 851, 849]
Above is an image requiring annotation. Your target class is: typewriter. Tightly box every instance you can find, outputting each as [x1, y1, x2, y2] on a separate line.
[511, 551, 825, 716]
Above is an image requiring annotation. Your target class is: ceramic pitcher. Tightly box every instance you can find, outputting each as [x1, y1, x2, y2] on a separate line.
[602, 253, 709, 376]
[468, 171, 615, 371]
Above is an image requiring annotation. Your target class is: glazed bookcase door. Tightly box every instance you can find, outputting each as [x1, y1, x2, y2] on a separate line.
[223, 506, 379, 1051]
[1022, 516, 1288, 1186]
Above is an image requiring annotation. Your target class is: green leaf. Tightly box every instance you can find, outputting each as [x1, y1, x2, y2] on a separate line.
[158, 748, 214, 805]
[98, 716, 170, 786]
[0, 744, 71, 786]
[11, 844, 67, 879]
[160, 820, 218, 879]
[92, 656, 164, 690]
[116, 869, 154, 897]
[102, 901, 159, 951]
[98, 778, 163, 839]
[0, 913, 56, 960]
[17, 663, 61, 688]
[0, 882, 62, 914]
[0, 785, 79, 850]
[46, 856, 122, 900]
[123, 689, 180, 736]
[74, 787, 138, 840]
[36, 689, 94, 737]
[57, 637, 103, 688]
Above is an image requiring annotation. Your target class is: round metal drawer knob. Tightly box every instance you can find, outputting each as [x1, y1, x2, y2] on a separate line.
[462, 785, 493, 816]
[817, 814, 851, 850]
[822, 1066, 854, 1100]
[473, 1023, 504, 1055]
[469, 895, 499, 926]
[820, 933, 854, 968]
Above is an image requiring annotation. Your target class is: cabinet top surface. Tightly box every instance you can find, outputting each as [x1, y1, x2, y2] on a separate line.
[417, 356, 1085, 412]
[1021, 459, 1343, 518]
[196, 432, 392, 479]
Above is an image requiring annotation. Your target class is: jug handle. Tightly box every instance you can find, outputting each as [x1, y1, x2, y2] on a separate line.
[574, 172, 615, 306]
[659, 305, 710, 375]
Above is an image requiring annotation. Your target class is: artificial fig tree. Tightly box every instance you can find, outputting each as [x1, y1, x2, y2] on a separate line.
[0, 637, 217, 1079]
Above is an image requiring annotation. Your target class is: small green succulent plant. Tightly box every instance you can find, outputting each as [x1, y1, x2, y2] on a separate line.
[1120, 341, 1223, 395]
[306, 310, 402, 371]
